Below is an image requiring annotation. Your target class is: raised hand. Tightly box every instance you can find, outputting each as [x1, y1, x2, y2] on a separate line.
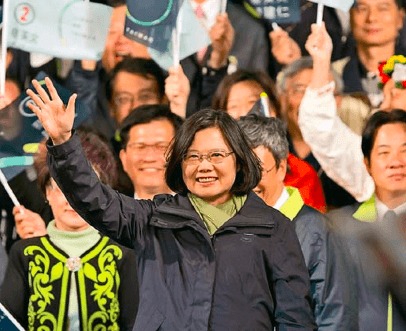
[269, 29, 301, 66]
[305, 23, 333, 89]
[209, 13, 234, 69]
[13, 205, 47, 239]
[26, 77, 77, 145]
[165, 65, 190, 118]
[305, 22, 333, 63]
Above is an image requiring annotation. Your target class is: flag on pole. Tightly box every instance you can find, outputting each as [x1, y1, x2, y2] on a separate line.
[6, 0, 112, 60]
[308, 0, 354, 12]
[125, 0, 210, 70]
[0, 72, 90, 180]
[125, 0, 184, 52]
[247, 95, 270, 117]
[148, 0, 211, 70]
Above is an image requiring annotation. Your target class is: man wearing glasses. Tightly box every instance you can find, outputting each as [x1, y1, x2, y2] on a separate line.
[118, 104, 183, 199]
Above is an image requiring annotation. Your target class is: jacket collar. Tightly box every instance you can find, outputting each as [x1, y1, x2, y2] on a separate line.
[352, 195, 377, 222]
[279, 187, 304, 221]
[151, 192, 278, 230]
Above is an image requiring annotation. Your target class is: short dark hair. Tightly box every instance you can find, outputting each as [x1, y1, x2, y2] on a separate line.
[165, 109, 262, 195]
[118, 104, 184, 149]
[362, 109, 406, 161]
[36, 129, 118, 194]
[238, 114, 289, 168]
[212, 70, 281, 118]
[105, 57, 166, 102]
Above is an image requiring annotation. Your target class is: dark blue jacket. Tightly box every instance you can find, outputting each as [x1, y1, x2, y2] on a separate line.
[279, 187, 358, 330]
[47, 133, 316, 331]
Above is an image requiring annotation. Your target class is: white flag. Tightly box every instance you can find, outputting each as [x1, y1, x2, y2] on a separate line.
[148, 0, 211, 70]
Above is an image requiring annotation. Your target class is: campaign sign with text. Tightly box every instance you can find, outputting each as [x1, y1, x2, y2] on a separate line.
[125, 0, 184, 52]
[245, 0, 301, 24]
[7, 0, 112, 60]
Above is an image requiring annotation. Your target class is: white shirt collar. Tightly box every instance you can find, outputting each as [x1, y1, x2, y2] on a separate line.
[375, 195, 406, 221]
[272, 187, 290, 211]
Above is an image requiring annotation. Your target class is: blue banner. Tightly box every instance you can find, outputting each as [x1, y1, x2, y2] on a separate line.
[125, 0, 184, 52]
[244, 0, 301, 24]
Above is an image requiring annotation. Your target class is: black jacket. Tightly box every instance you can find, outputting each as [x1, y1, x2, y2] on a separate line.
[0, 234, 138, 330]
[47, 133, 316, 331]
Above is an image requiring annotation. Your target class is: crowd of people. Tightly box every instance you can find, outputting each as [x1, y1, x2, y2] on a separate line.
[0, 0, 405, 330]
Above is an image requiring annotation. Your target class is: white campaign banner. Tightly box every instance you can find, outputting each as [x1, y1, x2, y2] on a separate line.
[6, 0, 112, 60]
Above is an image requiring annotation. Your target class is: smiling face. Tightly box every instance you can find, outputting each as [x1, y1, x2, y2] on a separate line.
[102, 5, 150, 72]
[182, 127, 237, 205]
[46, 179, 89, 232]
[120, 119, 175, 198]
[350, 0, 404, 48]
[365, 122, 406, 205]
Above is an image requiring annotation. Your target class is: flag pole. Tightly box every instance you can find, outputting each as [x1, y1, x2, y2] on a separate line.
[172, 4, 182, 68]
[0, 0, 10, 96]
[316, 3, 324, 26]
[0, 168, 21, 207]
[220, 0, 227, 14]
[260, 92, 270, 117]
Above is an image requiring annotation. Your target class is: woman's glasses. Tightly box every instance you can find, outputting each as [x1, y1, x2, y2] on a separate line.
[183, 150, 234, 165]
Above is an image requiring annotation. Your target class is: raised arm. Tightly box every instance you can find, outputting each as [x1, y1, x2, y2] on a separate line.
[269, 29, 301, 66]
[26, 78, 153, 248]
[209, 13, 235, 69]
[165, 65, 190, 118]
[298, 24, 374, 202]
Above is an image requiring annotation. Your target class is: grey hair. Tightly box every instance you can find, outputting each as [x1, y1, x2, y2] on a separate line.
[278, 56, 343, 94]
[238, 114, 289, 168]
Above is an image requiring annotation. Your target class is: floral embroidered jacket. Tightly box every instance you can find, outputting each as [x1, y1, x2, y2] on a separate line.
[0, 235, 138, 331]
